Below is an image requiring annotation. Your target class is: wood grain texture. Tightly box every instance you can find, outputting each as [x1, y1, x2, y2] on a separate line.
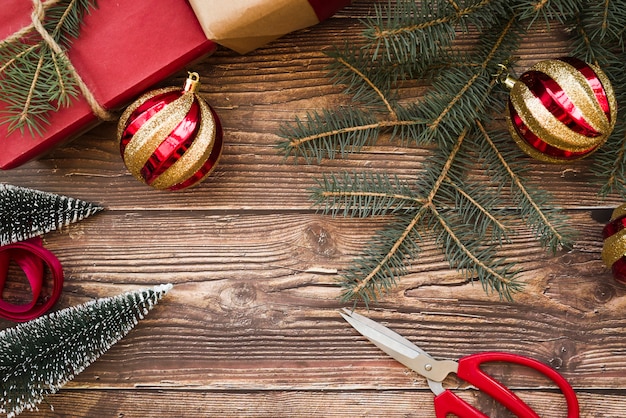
[1, 1, 625, 416]
[22, 390, 626, 418]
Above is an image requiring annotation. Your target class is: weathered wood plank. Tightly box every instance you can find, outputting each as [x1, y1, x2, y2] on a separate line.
[18, 389, 625, 418]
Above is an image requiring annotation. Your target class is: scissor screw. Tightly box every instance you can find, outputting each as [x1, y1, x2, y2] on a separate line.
[424, 364, 433, 371]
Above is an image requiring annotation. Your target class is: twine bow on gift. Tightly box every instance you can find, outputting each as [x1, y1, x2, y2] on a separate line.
[29, 0, 113, 121]
[0, 0, 115, 135]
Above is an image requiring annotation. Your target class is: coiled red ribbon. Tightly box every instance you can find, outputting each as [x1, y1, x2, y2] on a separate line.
[0, 237, 63, 322]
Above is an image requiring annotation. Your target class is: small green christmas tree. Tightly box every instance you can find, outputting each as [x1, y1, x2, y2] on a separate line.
[0, 183, 103, 246]
[0, 284, 172, 418]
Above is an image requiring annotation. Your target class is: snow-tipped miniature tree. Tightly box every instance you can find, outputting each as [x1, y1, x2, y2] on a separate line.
[0, 183, 103, 246]
[0, 284, 172, 417]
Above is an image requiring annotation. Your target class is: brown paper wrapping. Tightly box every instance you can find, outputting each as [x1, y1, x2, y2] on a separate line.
[188, 0, 321, 54]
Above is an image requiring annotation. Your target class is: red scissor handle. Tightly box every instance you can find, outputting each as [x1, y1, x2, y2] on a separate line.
[0, 237, 64, 322]
[433, 351, 579, 418]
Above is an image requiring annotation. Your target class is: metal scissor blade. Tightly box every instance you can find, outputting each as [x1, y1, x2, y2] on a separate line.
[340, 309, 455, 382]
[341, 308, 432, 358]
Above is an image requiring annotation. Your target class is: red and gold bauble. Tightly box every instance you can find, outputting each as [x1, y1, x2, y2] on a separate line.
[118, 72, 223, 190]
[504, 57, 617, 163]
[602, 204, 626, 284]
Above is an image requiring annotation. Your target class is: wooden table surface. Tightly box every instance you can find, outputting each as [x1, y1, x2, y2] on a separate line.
[2, 1, 625, 417]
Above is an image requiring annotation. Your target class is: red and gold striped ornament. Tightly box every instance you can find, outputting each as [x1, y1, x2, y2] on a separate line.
[602, 204, 626, 284]
[503, 57, 616, 163]
[118, 72, 223, 190]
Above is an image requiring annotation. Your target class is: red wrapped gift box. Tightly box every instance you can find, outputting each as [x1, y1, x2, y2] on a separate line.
[0, 0, 350, 169]
[0, 0, 216, 170]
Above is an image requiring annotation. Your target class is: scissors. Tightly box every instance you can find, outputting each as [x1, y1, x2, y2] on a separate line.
[341, 309, 579, 418]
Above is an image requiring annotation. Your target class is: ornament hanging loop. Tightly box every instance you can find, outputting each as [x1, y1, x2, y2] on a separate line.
[184, 72, 201, 93]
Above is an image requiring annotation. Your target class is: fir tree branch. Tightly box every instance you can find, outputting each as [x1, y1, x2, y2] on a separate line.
[50, 0, 82, 40]
[363, 0, 511, 70]
[514, 0, 583, 25]
[340, 213, 423, 305]
[18, 54, 45, 129]
[50, 52, 72, 106]
[334, 55, 398, 119]
[427, 202, 519, 299]
[417, 16, 518, 145]
[325, 43, 405, 113]
[348, 209, 426, 302]
[428, 71, 480, 133]
[443, 177, 512, 241]
[476, 120, 572, 251]
[277, 109, 425, 163]
[279, 39, 431, 162]
[428, 129, 469, 200]
[346, 128, 468, 301]
[0, 42, 37, 77]
[286, 121, 397, 150]
[312, 172, 423, 218]
[348, 17, 522, 301]
[290, 13, 525, 303]
[374, 0, 494, 39]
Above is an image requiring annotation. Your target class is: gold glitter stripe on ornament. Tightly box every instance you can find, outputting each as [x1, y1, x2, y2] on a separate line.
[123, 93, 195, 182]
[533, 60, 611, 134]
[611, 204, 626, 221]
[505, 106, 565, 163]
[510, 83, 604, 152]
[150, 97, 217, 190]
[117, 87, 179, 140]
[602, 231, 626, 267]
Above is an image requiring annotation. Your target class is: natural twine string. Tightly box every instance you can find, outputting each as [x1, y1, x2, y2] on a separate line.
[3, 0, 115, 121]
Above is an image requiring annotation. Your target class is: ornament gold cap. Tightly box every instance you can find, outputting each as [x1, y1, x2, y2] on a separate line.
[496, 64, 517, 90]
[184, 72, 201, 93]
[501, 74, 517, 90]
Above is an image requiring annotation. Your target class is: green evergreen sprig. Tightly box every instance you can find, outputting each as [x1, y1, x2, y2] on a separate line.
[276, 0, 615, 305]
[513, 0, 583, 25]
[363, 0, 511, 70]
[0, 0, 97, 136]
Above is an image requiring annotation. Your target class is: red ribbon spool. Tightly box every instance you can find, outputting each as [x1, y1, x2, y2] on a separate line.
[0, 237, 63, 322]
